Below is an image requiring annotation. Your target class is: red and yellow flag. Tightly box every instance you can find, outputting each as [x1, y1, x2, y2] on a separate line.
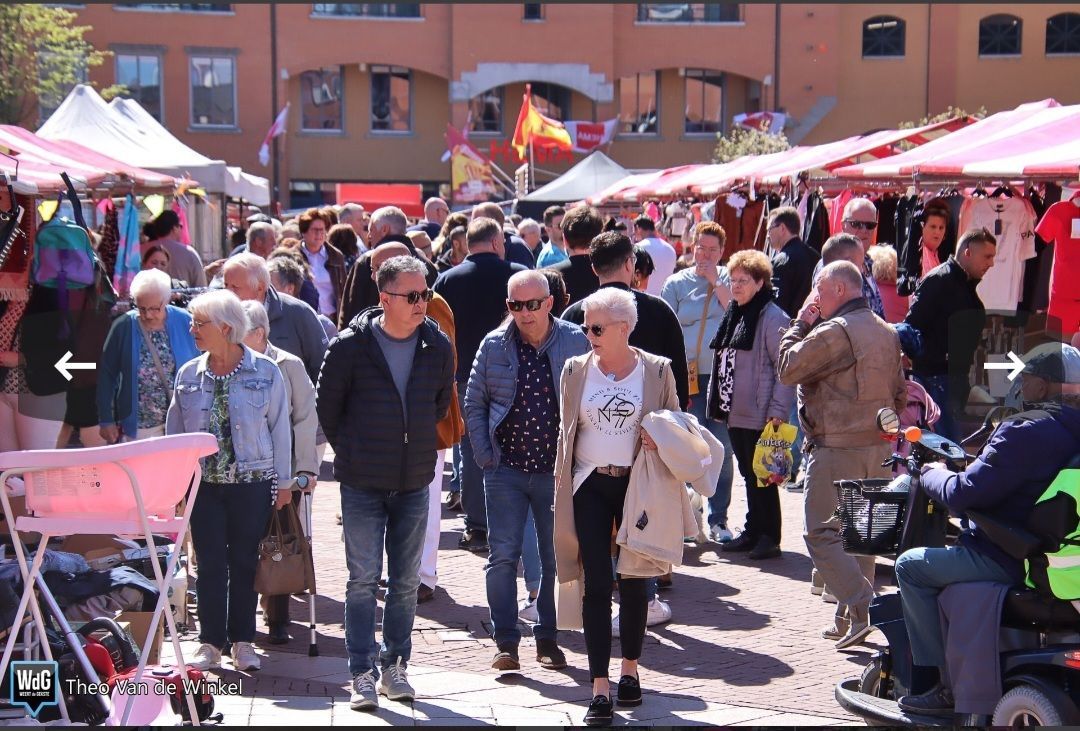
[511, 84, 572, 157]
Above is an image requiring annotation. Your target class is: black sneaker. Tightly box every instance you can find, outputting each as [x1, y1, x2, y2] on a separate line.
[748, 537, 782, 560]
[535, 638, 567, 670]
[458, 529, 489, 553]
[583, 695, 613, 727]
[721, 532, 756, 553]
[444, 491, 462, 512]
[897, 684, 955, 717]
[616, 675, 642, 707]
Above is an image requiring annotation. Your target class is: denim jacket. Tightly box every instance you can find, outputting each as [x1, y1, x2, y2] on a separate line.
[165, 345, 292, 488]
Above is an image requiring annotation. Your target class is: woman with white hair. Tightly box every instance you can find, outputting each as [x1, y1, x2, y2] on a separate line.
[240, 298, 321, 646]
[552, 287, 679, 726]
[97, 268, 198, 443]
[166, 289, 291, 674]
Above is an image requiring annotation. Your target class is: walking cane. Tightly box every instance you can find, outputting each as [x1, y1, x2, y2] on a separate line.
[297, 476, 318, 657]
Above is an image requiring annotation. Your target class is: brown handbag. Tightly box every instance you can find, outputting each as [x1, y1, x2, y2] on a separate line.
[254, 500, 315, 596]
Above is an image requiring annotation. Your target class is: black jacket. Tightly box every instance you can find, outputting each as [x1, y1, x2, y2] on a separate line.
[548, 253, 599, 309]
[561, 281, 690, 410]
[316, 308, 454, 493]
[505, 233, 536, 270]
[433, 252, 527, 383]
[770, 236, 820, 318]
[904, 256, 986, 380]
[337, 235, 439, 330]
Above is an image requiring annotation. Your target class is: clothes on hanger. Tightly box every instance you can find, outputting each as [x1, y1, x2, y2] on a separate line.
[1020, 184, 1062, 314]
[1034, 193, 1080, 337]
[959, 196, 1037, 313]
[713, 191, 767, 260]
[875, 193, 900, 245]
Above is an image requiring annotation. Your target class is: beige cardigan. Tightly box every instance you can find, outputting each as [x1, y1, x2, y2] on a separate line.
[553, 348, 679, 584]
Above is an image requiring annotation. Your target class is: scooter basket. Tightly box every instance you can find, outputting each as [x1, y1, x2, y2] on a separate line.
[837, 478, 910, 556]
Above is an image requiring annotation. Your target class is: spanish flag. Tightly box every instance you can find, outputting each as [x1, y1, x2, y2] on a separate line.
[511, 84, 572, 158]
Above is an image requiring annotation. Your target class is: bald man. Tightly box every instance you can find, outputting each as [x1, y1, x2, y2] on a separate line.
[409, 197, 450, 241]
[371, 243, 463, 603]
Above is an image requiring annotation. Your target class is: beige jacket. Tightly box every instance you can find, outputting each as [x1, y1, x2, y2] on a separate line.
[266, 343, 320, 477]
[616, 410, 726, 577]
[777, 298, 906, 448]
[553, 349, 679, 584]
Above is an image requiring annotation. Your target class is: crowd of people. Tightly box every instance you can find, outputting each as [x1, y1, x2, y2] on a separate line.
[4, 189, 1080, 726]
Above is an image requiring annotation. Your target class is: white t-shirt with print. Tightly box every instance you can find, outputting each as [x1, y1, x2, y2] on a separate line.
[572, 357, 645, 492]
[959, 197, 1037, 313]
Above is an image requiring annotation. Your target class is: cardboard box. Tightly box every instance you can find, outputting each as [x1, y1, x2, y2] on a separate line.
[117, 610, 164, 665]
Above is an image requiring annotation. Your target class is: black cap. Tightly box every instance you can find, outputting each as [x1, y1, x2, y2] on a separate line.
[1023, 351, 1065, 383]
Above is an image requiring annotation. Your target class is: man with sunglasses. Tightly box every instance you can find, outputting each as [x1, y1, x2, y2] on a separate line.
[317, 254, 455, 712]
[434, 217, 528, 553]
[465, 270, 589, 672]
[838, 198, 887, 320]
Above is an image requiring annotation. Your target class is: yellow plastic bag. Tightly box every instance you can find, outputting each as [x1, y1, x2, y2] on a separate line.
[752, 422, 798, 487]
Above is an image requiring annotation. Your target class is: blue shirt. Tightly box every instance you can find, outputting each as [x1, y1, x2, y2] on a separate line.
[494, 333, 559, 473]
[536, 243, 569, 268]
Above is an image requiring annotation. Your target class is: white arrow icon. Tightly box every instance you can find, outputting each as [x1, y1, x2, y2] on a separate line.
[983, 351, 1026, 382]
[54, 351, 97, 382]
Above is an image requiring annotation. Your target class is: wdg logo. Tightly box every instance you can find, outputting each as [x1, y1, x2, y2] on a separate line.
[8, 661, 58, 718]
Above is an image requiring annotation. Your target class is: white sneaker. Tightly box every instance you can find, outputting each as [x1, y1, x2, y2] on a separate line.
[710, 524, 733, 543]
[646, 598, 672, 627]
[377, 658, 415, 701]
[231, 641, 261, 671]
[517, 597, 539, 624]
[611, 610, 621, 639]
[188, 643, 221, 671]
[822, 591, 838, 604]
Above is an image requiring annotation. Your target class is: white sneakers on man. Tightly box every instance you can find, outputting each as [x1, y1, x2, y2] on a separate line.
[231, 641, 261, 671]
[188, 643, 221, 671]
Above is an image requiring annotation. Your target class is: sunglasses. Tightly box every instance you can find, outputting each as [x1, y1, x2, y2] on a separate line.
[581, 323, 616, 337]
[384, 289, 434, 305]
[843, 220, 877, 231]
[507, 298, 547, 312]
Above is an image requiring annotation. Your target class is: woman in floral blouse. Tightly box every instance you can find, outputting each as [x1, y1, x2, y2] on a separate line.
[166, 289, 291, 674]
[97, 269, 198, 443]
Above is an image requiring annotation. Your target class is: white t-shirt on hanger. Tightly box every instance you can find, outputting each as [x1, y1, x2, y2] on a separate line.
[958, 197, 1037, 312]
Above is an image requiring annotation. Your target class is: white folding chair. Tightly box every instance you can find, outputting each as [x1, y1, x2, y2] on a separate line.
[0, 433, 217, 726]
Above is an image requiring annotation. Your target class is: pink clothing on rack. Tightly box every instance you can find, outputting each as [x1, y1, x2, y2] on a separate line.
[172, 199, 191, 245]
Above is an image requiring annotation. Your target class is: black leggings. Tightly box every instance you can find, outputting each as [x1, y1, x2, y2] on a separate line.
[730, 426, 782, 545]
[573, 470, 648, 680]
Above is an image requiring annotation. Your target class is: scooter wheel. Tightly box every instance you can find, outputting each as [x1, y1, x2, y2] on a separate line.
[859, 657, 885, 698]
[993, 684, 1073, 726]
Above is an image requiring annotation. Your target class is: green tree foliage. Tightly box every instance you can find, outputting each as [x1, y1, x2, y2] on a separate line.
[896, 106, 987, 150]
[0, 5, 112, 126]
[713, 126, 791, 164]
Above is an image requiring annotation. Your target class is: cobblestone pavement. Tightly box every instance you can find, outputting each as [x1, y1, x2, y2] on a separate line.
[167, 451, 883, 725]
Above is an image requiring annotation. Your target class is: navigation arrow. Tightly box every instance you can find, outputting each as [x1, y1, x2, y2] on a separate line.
[54, 351, 96, 382]
[983, 351, 1026, 382]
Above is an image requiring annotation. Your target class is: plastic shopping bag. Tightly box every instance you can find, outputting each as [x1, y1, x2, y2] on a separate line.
[752, 422, 799, 487]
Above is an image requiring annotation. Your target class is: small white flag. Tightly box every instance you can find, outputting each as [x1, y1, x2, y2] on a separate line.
[258, 103, 290, 166]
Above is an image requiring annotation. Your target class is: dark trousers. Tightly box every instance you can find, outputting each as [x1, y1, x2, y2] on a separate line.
[457, 386, 487, 533]
[730, 427, 782, 546]
[573, 471, 648, 680]
[189, 480, 273, 649]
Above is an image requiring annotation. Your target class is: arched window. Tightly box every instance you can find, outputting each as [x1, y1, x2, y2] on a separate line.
[862, 16, 905, 58]
[468, 87, 503, 134]
[979, 15, 1022, 56]
[1046, 12, 1080, 55]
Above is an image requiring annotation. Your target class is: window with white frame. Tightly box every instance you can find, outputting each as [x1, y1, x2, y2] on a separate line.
[189, 55, 236, 127]
[370, 65, 410, 132]
[300, 66, 343, 131]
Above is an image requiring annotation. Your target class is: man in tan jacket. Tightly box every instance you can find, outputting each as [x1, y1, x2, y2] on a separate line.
[778, 261, 906, 649]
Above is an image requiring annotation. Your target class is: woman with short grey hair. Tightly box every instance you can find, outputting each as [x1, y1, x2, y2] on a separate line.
[97, 268, 198, 443]
[553, 286, 678, 725]
[166, 289, 291, 674]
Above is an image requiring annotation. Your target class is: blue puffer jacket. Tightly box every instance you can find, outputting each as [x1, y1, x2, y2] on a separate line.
[465, 317, 589, 470]
[921, 404, 1080, 580]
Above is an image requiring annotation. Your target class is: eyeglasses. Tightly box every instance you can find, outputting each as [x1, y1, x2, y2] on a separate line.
[507, 298, 547, 312]
[843, 220, 877, 231]
[383, 289, 434, 305]
[729, 277, 755, 287]
[190, 318, 212, 331]
[581, 323, 618, 338]
[136, 304, 163, 315]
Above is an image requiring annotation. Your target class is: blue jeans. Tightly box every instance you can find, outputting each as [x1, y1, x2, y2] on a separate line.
[189, 480, 272, 649]
[913, 374, 960, 442]
[340, 484, 429, 677]
[457, 387, 486, 532]
[483, 464, 557, 647]
[894, 545, 1015, 670]
[522, 508, 541, 594]
[688, 376, 734, 528]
